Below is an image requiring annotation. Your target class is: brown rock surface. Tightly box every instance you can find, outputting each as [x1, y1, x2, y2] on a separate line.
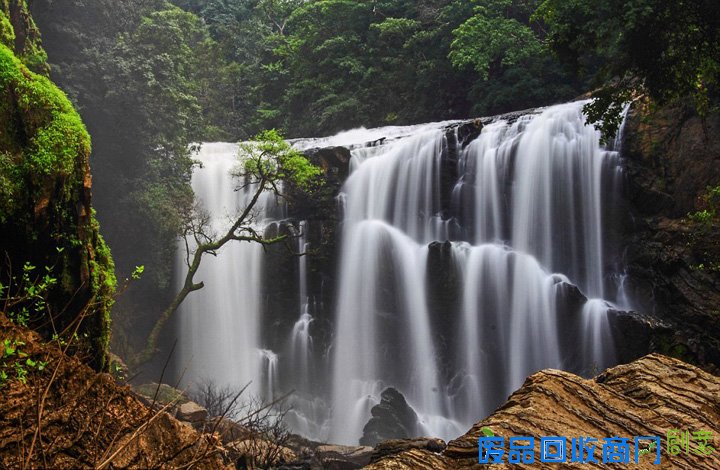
[228, 438, 297, 469]
[0, 313, 230, 468]
[370, 437, 447, 463]
[313, 444, 374, 469]
[367, 354, 720, 469]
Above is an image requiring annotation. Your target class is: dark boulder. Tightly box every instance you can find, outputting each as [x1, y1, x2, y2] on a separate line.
[359, 388, 420, 447]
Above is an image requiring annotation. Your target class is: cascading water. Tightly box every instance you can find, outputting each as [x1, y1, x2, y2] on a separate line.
[329, 101, 625, 443]
[290, 220, 313, 391]
[174, 142, 281, 398]
[174, 100, 629, 447]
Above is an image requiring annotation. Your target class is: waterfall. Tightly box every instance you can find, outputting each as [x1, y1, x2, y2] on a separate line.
[174, 100, 628, 446]
[329, 101, 623, 443]
[175, 142, 279, 397]
[290, 220, 313, 391]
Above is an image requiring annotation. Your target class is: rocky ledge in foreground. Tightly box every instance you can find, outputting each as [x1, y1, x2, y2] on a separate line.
[367, 354, 720, 469]
[0, 314, 228, 468]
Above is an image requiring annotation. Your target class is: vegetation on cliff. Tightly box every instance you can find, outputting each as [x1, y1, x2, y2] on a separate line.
[536, 0, 720, 136]
[0, 2, 115, 370]
[31, 0, 225, 359]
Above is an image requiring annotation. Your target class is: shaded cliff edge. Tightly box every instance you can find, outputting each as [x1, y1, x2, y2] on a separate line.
[0, 1, 115, 370]
[621, 100, 720, 372]
[366, 354, 720, 469]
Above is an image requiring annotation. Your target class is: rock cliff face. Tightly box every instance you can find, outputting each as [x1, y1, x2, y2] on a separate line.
[0, 1, 115, 370]
[367, 354, 720, 469]
[621, 101, 720, 371]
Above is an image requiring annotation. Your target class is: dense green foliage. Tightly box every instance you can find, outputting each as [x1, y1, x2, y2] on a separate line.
[450, 0, 542, 80]
[536, 0, 720, 136]
[0, 4, 116, 370]
[33, 0, 211, 292]
[171, 0, 581, 136]
[241, 129, 323, 190]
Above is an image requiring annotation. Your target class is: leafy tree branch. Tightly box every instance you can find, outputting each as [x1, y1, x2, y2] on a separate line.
[136, 130, 321, 366]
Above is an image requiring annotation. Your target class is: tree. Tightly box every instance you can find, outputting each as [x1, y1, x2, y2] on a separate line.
[535, 0, 720, 137]
[448, 0, 581, 116]
[449, 0, 543, 81]
[136, 130, 321, 365]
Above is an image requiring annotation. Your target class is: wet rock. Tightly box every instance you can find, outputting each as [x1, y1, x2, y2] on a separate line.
[607, 309, 674, 363]
[360, 388, 419, 447]
[303, 146, 351, 182]
[621, 101, 720, 371]
[454, 119, 483, 148]
[425, 240, 464, 377]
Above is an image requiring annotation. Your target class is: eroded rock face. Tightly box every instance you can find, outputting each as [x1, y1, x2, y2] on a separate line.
[370, 437, 446, 464]
[367, 354, 720, 469]
[360, 387, 420, 447]
[622, 101, 720, 371]
[312, 444, 374, 469]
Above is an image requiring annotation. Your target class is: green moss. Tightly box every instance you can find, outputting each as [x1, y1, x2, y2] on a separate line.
[0, 26, 115, 370]
[0, 41, 91, 216]
[0, 3, 48, 75]
[0, 12, 14, 49]
[0, 151, 18, 222]
[87, 215, 117, 370]
[28, 111, 89, 177]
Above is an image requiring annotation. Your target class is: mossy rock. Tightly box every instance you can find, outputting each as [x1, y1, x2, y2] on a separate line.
[1, 0, 48, 74]
[0, 12, 14, 49]
[0, 7, 115, 370]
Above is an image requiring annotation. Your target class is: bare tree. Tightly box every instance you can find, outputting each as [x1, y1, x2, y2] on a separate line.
[191, 379, 293, 468]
